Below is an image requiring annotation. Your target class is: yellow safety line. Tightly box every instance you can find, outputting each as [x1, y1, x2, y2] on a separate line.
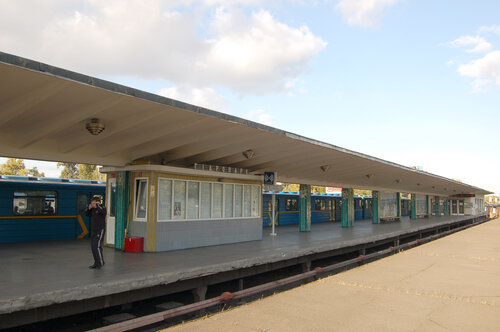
[0, 215, 89, 239]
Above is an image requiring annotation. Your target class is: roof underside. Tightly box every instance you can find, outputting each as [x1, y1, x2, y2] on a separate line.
[0, 52, 491, 196]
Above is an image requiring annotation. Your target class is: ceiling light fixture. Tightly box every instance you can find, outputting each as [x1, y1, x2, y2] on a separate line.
[242, 149, 255, 160]
[86, 118, 105, 135]
[320, 165, 330, 172]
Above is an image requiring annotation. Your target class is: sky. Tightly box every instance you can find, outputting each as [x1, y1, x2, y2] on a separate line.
[0, 0, 499, 193]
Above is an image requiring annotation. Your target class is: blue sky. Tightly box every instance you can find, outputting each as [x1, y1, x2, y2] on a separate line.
[0, 0, 499, 193]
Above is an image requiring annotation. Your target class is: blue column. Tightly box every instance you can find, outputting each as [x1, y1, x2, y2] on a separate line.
[299, 184, 311, 232]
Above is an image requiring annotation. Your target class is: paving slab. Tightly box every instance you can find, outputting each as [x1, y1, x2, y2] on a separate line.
[0, 215, 482, 316]
[166, 217, 500, 332]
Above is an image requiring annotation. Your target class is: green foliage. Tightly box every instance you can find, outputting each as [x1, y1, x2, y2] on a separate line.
[57, 162, 104, 181]
[0, 158, 45, 177]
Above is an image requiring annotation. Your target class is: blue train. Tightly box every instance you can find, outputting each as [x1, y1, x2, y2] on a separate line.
[0, 175, 106, 243]
[262, 191, 374, 226]
[262, 191, 411, 226]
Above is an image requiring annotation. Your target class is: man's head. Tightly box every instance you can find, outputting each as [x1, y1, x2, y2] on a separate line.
[90, 196, 102, 207]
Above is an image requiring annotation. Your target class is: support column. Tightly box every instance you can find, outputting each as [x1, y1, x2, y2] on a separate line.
[396, 192, 401, 217]
[434, 196, 440, 216]
[410, 194, 417, 219]
[372, 190, 380, 224]
[426, 195, 430, 217]
[341, 188, 354, 227]
[443, 199, 449, 216]
[299, 184, 311, 232]
[115, 171, 130, 250]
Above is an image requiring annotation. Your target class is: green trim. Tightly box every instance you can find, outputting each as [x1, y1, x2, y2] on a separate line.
[372, 191, 380, 224]
[426, 195, 430, 215]
[341, 188, 354, 227]
[443, 199, 449, 216]
[115, 171, 130, 249]
[434, 196, 440, 216]
[410, 194, 417, 219]
[299, 184, 311, 232]
[396, 192, 401, 217]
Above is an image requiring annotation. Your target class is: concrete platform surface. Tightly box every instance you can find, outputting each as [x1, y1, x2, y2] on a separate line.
[167, 217, 500, 332]
[0, 215, 481, 315]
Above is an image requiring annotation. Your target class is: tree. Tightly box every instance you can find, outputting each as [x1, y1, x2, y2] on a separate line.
[0, 158, 45, 177]
[57, 162, 103, 181]
[57, 162, 78, 179]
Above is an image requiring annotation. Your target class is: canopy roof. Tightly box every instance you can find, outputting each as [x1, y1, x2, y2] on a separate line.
[0, 52, 491, 196]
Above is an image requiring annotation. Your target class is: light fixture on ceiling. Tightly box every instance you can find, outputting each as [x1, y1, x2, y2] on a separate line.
[86, 118, 105, 135]
[320, 165, 330, 172]
[395, 179, 400, 183]
[416, 183, 420, 186]
[365, 173, 374, 179]
[242, 149, 255, 160]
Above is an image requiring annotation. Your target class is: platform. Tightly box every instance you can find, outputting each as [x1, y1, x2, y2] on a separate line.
[0, 214, 486, 328]
[168, 217, 500, 332]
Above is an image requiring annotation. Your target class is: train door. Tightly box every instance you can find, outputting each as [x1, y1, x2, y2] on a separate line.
[106, 178, 117, 245]
[329, 199, 335, 221]
[77, 193, 90, 238]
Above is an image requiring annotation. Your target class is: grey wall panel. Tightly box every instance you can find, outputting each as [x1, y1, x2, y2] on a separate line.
[155, 218, 262, 251]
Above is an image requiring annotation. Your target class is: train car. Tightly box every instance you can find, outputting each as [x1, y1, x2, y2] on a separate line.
[263, 191, 359, 226]
[0, 175, 106, 243]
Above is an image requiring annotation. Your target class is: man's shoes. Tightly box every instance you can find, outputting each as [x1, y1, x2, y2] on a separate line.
[89, 264, 99, 269]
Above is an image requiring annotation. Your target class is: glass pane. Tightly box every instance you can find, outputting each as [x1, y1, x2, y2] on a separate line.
[158, 179, 172, 220]
[380, 192, 397, 217]
[135, 179, 148, 219]
[416, 195, 427, 215]
[213, 183, 223, 218]
[243, 185, 251, 217]
[234, 185, 243, 217]
[13, 190, 57, 216]
[77, 194, 88, 215]
[251, 185, 261, 217]
[187, 182, 200, 219]
[173, 180, 186, 219]
[459, 200, 464, 214]
[109, 180, 117, 217]
[201, 182, 211, 219]
[224, 184, 233, 218]
[452, 200, 458, 214]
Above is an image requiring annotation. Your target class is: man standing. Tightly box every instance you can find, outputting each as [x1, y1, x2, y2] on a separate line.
[86, 196, 106, 269]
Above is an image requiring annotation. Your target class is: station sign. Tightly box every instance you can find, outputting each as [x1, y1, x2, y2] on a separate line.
[264, 171, 277, 185]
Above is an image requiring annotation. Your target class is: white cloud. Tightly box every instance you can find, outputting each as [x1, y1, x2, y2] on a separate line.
[335, 0, 400, 27]
[449, 35, 492, 53]
[457, 50, 500, 91]
[247, 109, 273, 125]
[158, 86, 227, 111]
[477, 25, 500, 35]
[0, 1, 326, 95]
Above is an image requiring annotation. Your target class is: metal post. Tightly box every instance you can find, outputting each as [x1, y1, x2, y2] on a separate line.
[270, 193, 277, 236]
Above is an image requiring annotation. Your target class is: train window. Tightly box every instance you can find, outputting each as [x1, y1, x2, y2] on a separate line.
[315, 199, 326, 211]
[13, 190, 57, 216]
[77, 194, 88, 215]
[134, 178, 148, 220]
[285, 198, 298, 211]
